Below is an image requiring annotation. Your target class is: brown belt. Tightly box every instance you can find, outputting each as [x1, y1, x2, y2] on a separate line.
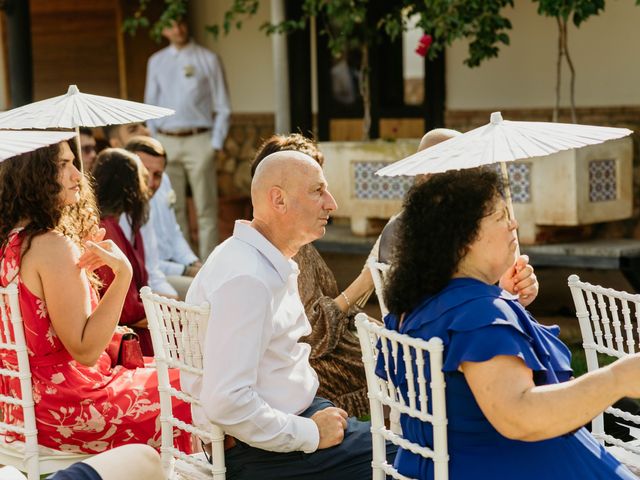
[203, 435, 237, 457]
[157, 127, 211, 137]
[224, 435, 237, 450]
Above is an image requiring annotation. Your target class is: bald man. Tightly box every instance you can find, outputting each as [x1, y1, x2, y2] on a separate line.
[185, 151, 395, 479]
[378, 128, 461, 263]
[377, 128, 539, 307]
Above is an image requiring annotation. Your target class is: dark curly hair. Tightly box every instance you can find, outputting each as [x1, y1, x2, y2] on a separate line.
[251, 133, 323, 177]
[92, 148, 150, 233]
[384, 168, 502, 315]
[0, 140, 99, 258]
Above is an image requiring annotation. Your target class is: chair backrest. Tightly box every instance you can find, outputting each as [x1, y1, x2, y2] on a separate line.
[355, 312, 448, 480]
[141, 287, 226, 480]
[568, 274, 640, 454]
[367, 258, 391, 319]
[0, 284, 88, 480]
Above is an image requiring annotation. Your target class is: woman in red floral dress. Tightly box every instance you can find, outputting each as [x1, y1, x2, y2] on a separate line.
[0, 140, 191, 454]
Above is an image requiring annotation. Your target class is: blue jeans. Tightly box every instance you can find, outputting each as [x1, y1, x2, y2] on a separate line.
[225, 397, 398, 480]
[47, 463, 101, 480]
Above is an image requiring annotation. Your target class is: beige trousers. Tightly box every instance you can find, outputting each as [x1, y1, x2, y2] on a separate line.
[166, 275, 193, 300]
[158, 132, 218, 259]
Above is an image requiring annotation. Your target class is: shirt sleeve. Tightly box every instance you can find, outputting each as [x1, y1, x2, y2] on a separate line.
[151, 178, 200, 269]
[200, 275, 319, 453]
[159, 259, 188, 277]
[170, 222, 200, 266]
[141, 220, 178, 297]
[441, 300, 573, 383]
[208, 53, 230, 150]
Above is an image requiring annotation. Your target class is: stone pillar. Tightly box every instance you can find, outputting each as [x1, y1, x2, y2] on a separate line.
[270, 0, 290, 133]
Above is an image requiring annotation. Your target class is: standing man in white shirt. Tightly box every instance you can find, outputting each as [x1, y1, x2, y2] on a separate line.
[144, 18, 230, 260]
[186, 151, 396, 479]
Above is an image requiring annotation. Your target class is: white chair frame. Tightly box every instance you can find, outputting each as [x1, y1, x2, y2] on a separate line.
[355, 312, 448, 480]
[0, 284, 90, 480]
[367, 258, 391, 319]
[141, 286, 225, 480]
[568, 274, 640, 458]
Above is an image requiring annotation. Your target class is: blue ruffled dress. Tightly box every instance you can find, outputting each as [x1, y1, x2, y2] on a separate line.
[379, 278, 636, 480]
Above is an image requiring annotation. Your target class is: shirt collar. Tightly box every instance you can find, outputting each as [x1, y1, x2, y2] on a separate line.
[168, 40, 194, 55]
[232, 220, 297, 282]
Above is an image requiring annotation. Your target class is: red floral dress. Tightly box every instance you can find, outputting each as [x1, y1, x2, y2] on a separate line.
[0, 229, 192, 454]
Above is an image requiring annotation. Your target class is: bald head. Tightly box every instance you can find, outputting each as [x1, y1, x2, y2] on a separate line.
[417, 128, 461, 152]
[251, 150, 321, 210]
[250, 150, 337, 256]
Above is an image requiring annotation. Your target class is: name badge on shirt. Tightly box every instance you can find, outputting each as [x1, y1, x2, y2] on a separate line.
[166, 189, 177, 209]
[184, 65, 195, 77]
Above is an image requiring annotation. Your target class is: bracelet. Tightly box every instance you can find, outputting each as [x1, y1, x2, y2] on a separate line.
[340, 291, 351, 309]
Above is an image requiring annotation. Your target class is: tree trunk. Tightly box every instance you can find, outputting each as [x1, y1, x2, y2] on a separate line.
[359, 43, 371, 141]
[562, 19, 578, 123]
[553, 16, 563, 123]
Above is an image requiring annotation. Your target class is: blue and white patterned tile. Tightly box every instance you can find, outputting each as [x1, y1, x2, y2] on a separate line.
[490, 162, 532, 203]
[353, 162, 413, 200]
[589, 159, 617, 202]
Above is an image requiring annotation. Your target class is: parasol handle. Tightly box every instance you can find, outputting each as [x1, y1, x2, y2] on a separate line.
[499, 161, 521, 257]
[75, 126, 84, 174]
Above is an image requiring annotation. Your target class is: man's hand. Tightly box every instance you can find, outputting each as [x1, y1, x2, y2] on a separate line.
[311, 407, 348, 449]
[499, 254, 539, 308]
[184, 261, 202, 277]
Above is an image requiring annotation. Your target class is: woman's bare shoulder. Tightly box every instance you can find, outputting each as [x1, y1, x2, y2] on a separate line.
[29, 231, 81, 263]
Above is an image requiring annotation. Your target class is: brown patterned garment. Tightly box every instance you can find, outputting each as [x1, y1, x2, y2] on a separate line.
[294, 243, 369, 418]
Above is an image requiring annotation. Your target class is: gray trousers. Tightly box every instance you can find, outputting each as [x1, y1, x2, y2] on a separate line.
[225, 397, 398, 480]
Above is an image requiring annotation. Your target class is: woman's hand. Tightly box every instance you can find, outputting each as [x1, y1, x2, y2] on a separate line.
[358, 264, 374, 293]
[83, 226, 106, 245]
[131, 318, 148, 329]
[77, 240, 132, 277]
[499, 255, 539, 307]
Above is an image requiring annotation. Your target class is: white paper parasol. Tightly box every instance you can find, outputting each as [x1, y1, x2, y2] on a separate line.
[0, 85, 174, 171]
[0, 130, 77, 163]
[0, 85, 174, 129]
[376, 112, 633, 255]
[377, 112, 633, 177]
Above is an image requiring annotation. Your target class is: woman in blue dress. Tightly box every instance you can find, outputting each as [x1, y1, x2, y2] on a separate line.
[382, 167, 638, 479]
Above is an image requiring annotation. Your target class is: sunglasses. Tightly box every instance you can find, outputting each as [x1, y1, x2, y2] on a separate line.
[484, 205, 514, 226]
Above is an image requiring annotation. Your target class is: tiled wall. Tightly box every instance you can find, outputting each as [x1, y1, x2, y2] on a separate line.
[447, 107, 640, 242]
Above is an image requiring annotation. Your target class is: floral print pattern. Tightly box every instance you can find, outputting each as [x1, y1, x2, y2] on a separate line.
[0, 230, 192, 454]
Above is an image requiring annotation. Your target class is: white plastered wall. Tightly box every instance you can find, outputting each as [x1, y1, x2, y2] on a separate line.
[189, 0, 275, 113]
[188, 0, 640, 114]
[446, 0, 640, 110]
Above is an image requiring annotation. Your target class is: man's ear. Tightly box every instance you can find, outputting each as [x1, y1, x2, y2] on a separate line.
[268, 186, 287, 213]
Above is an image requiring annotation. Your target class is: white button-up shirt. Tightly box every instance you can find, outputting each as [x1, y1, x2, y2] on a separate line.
[144, 41, 231, 150]
[150, 174, 199, 276]
[118, 213, 177, 297]
[185, 221, 320, 453]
